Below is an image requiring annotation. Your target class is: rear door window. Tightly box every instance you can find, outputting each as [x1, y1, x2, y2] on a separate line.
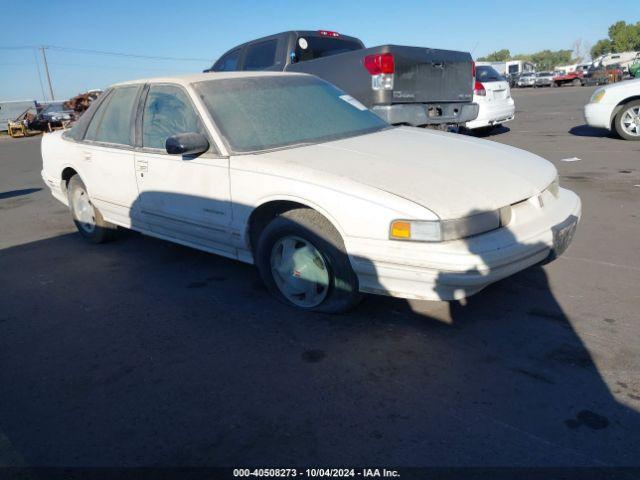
[243, 40, 277, 70]
[214, 49, 241, 71]
[84, 86, 138, 145]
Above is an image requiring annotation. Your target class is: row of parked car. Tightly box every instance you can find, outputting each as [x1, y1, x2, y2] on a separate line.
[514, 63, 628, 89]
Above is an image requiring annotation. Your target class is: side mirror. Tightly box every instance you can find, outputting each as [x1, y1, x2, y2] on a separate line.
[165, 132, 209, 156]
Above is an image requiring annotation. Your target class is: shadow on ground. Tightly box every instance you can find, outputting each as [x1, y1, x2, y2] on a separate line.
[463, 125, 511, 138]
[1, 225, 639, 468]
[0, 188, 42, 200]
[569, 124, 616, 138]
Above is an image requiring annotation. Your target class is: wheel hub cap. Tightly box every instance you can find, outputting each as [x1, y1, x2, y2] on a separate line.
[270, 236, 329, 308]
[621, 106, 640, 136]
[71, 188, 96, 233]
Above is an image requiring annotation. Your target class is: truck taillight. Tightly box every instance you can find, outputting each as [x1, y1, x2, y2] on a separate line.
[364, 53, 395, 91]
[474, 80, 486, 96]
[318, 30, 340, 37]
[364, 53, 395, 74]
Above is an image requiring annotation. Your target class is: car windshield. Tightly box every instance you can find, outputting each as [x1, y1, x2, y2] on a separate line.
[194, 75, 389, 153]
[476, 66, 503, 82]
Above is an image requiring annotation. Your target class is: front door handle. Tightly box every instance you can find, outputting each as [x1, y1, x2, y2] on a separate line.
[83, 151, 92, 161]
[136, 159, 148, 172]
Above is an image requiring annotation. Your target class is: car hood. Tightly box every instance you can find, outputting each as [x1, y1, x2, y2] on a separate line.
[257, 127, 557, 219]
[600, 77, 640, 94]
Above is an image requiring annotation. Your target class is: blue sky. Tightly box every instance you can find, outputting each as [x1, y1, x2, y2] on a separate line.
[1, 0, 638, 101]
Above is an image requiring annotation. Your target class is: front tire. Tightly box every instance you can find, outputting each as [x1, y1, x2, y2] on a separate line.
[67, 175, 116, 243]
[255, 208, 361, 313]
[614, 100, 640, 141]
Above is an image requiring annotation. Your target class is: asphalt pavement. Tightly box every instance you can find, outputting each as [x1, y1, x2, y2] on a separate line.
[1, 85, 639, 468]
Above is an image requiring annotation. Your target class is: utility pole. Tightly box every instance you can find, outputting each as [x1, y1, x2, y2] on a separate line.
[40, 46, 55, 101]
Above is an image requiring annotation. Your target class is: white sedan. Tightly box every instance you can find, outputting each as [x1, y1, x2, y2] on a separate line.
[465, 65, 515, 132]
[584, 78, 640, 140]
[41, 72, 581, 313]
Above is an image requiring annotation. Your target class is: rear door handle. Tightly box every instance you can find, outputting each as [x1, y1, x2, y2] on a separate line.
[83, 151, 92, 161]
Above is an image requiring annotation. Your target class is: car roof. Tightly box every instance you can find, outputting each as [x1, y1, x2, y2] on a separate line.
[112, 71, 307, 88]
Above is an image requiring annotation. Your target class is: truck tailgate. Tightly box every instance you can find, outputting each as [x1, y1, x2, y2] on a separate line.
[390, 46, 473, 103]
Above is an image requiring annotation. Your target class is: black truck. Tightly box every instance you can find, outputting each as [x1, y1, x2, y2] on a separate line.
[205, 30, 478, 128]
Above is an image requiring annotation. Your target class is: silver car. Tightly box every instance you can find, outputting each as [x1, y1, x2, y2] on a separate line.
[535, 71, 554, 87]
[516, 72, 536, 88]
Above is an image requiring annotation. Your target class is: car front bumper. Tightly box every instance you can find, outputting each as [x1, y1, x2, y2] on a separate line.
[466, 98, 515, 129]
[346, 187, 581, 301]
[371, 102, 479, 126]
[584, 102, 612, 130]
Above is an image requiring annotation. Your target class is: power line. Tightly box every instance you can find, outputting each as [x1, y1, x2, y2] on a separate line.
[47, 61, 189, 71]
[0, 44, 210, 62]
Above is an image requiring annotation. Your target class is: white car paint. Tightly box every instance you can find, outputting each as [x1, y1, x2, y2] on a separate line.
[41, 72, 581, 302]
[466, 79, 515, 130]
[584, 78, 640, 136]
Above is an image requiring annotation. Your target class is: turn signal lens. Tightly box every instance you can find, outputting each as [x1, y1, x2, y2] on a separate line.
[390, 221, 411, 239]
[591, 89, 605, 103]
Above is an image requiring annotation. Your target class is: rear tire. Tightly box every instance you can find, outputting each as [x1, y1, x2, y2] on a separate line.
[614, 100, 640, 141]
[255, 208, 361, 313]
[67, 175, 117, 243]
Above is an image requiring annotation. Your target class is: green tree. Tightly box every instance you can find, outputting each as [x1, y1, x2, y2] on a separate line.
[608, 21, 640, 52]
[590, 20, 640, 58]
[477, 49, 511, 62]
[529, 49, 573, 70]
[591, 39, 613, 58]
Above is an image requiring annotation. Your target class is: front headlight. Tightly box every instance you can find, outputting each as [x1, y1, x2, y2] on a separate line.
[390, 207, 512, 242]
[590, 89, 606, 103]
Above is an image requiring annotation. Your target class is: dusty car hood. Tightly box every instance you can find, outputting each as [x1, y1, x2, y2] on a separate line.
[259, 127, 557, 219]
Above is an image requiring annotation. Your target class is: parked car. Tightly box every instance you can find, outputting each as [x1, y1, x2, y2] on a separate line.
[507, 73, 520, 88]
[552, 70, 584, 87]
[30, 102, 75, 131]
[584, 78, 640, 140]
[41, 72, 581, 312]
[205, 30, 478, 129]
[582, 65, 610, 86]
[516, 72, 536, 88]
[465, 66, 515, 131]
[535, 71, 554, 87]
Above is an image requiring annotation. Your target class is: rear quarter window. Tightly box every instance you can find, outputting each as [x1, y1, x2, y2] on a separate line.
[84, 86, 138, 146]
[294, 36, 362, 62]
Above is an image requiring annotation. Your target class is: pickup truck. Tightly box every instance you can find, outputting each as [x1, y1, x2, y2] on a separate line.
[205, 30, 478, 128]
[552, 70, 585, 87]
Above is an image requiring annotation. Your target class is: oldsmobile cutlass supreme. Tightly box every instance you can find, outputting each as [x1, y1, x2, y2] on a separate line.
[41, 72, 581, 313]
